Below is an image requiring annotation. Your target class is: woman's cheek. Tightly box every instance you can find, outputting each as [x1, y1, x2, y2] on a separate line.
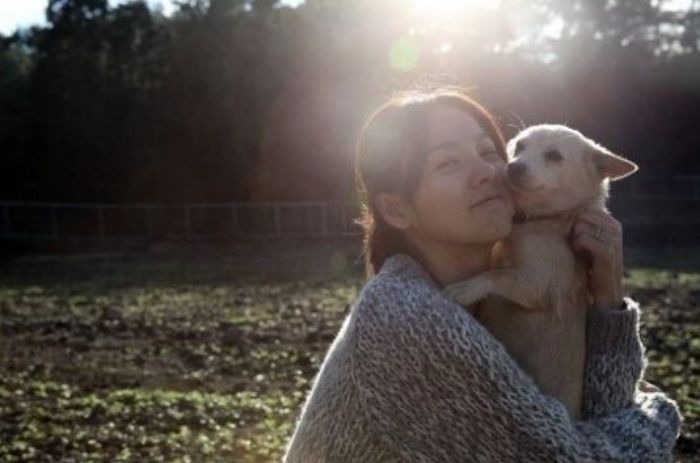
[415, 174, 474, 234]
[436, 174, 468, 209]
[438, 178, 479, 236]
[415, 176, 457, 213]
[418, 173, 514, 243]
[486, 203, 515, 239]
[415, 198, 470, 241]
[432, 212, 473, 242]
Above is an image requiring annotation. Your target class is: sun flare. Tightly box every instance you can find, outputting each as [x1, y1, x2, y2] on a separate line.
[411, 0, 501, 21]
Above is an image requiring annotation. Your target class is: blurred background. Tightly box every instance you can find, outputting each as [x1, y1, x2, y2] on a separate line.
[0, 0, 699, 246]
[0, 1, 699, 462]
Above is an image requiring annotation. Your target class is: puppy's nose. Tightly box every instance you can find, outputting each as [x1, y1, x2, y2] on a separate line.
[507, 162, 527, 181]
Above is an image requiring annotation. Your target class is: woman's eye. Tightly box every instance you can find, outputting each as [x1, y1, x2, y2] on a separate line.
[437, 158, 460, 170]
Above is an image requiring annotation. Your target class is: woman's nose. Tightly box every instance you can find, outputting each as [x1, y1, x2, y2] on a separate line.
[467, 156, 499, 189]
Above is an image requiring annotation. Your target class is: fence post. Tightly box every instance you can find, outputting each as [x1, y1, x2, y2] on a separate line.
[339, 203, 345, 233]
[145, 206, 154, 238]
[50, 206, 58, 239]
[274, 204, 281, 235]
[184, 205, 192, 239]
[98, 207, 105, 239]
[321, 203, 329, 236]
[2, 203, 9, 236]
[231, 204, 238, 236]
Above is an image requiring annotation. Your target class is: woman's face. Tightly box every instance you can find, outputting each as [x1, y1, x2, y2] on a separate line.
[406, 105, 514, 245]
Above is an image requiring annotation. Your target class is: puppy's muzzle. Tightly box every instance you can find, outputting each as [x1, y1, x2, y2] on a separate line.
[507, 162, 527, 184]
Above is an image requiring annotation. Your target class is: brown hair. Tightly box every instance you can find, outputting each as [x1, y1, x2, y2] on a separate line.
[354, 89, 508, 278]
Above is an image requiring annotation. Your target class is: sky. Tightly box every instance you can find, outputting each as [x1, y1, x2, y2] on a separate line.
[0, 0, 693, 36]
[0, 0, 304, 35]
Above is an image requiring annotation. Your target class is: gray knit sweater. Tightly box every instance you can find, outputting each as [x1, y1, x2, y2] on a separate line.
[283, 253, 682, 462]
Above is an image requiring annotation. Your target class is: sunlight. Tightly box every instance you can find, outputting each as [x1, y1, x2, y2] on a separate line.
[389, 0, 504, 68]
[411, 0, 501, 21]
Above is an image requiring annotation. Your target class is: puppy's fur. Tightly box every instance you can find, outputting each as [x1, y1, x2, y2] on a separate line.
[443, 124, 638, 418]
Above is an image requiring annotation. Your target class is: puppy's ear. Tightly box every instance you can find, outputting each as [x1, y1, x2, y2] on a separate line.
[591, 146, 638, 181]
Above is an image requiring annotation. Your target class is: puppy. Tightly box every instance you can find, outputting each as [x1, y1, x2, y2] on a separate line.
[443, 124, 638, 418]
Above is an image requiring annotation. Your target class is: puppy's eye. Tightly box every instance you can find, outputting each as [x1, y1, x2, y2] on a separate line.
[514, 141, 526, 155]
[544, 149, 563, 162]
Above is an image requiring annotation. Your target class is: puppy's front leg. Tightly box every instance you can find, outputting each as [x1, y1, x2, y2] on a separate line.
[442, 272, 496, 307]
[443, 269, 543, 311]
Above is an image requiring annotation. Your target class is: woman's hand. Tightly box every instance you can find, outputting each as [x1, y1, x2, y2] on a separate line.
[572, 208, 624, 310]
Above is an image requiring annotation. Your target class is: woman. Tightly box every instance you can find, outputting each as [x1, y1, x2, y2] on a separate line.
[282, 89, 681, 462]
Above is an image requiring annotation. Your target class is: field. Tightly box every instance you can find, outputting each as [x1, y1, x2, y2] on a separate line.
[1, 241, 699, 462]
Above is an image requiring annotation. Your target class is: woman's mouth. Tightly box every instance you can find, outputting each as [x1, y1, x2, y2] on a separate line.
[471, 195, 506, 209]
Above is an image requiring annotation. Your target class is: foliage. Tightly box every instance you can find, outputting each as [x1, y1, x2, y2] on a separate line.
[0, 243, 363, 461]
[0, 243, 698, 461]
[1, 0, 700, 203]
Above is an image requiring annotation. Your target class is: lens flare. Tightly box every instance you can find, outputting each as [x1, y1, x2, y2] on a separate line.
[389, 37, 421, 71]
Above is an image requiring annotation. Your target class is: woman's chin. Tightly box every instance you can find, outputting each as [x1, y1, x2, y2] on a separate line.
[480, 218, 513, 243]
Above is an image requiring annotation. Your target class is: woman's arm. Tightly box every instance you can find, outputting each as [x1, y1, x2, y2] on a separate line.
[582, 297, 647, 419]
[574, 208, 654, 418]
[352, 278, 681, 463]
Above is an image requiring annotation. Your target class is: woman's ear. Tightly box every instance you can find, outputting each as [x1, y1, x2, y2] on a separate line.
[591, 146, 639, 181]
[374, 193, 413, 230]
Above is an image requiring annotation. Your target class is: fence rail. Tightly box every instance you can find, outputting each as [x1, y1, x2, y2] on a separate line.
[0, 201, 363, 241]
[626, 174, 700, 200]
[1, 193, 699, 243]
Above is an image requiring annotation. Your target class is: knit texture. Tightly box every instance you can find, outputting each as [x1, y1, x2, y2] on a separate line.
[283, 253, 682, 462]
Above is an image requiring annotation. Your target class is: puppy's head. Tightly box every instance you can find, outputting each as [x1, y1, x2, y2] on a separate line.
[504, 124, 638, 217]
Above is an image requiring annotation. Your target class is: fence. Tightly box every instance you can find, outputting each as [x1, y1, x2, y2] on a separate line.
[0, 201, 363, 241]
[2, 175, 700, 244]
[623, 174, 700, 200]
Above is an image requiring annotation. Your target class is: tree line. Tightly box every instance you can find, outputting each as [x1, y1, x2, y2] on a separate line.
[1, 0, 699, 204]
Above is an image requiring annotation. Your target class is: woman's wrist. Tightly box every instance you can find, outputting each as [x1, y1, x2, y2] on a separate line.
[583, 297, 645, 418]
[591, 286, 624, 310]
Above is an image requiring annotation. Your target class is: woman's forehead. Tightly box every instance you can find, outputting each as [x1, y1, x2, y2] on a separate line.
[425, 105, 488, 144]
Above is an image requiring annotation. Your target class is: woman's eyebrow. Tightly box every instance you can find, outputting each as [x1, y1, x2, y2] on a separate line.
[426, 133, 494, 155]
[425, 140, 461, 155]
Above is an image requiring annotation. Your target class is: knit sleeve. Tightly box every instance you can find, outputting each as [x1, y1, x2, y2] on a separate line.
[582, 297, 647, 419]
[351, 277, 681, 463]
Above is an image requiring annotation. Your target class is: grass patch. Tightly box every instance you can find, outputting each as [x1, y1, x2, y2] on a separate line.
[0, 243, 698, 461]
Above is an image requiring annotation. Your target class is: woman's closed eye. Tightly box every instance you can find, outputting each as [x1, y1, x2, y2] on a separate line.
[437, 157, 461, 170]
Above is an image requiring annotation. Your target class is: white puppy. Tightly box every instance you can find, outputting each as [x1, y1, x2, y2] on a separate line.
[443, 124, 638, 418]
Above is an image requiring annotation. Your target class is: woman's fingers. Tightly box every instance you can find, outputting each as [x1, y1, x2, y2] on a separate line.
[573, 208, 622, 249]
[573, 221, 621, 245]
[573, 231, 616, 262]
[576, 210, 622, 235]
[573, 218, 620, 238]
[573, 207, 625, 310]
[573, 222, 604, 241]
